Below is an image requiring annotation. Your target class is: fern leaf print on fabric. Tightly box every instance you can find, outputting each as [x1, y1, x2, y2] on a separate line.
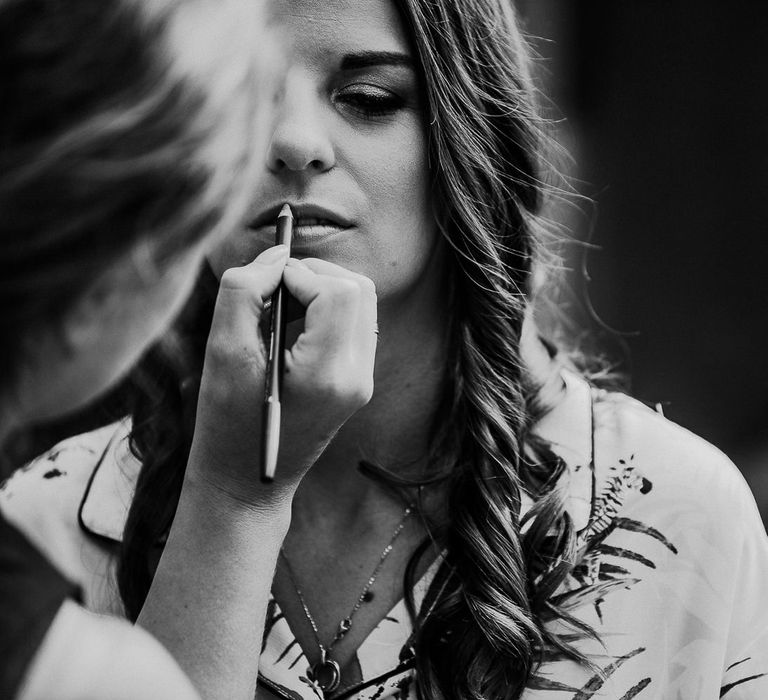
[567, 456, 673, 620]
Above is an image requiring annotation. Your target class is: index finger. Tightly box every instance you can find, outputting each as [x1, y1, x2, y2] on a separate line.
[295, 257, 376, 294]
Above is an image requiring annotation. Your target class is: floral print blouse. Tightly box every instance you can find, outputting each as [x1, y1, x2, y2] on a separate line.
[2, 371, 767, 699]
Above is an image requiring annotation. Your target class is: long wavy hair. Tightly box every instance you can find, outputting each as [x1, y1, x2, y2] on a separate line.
[119, 1, 594, 698]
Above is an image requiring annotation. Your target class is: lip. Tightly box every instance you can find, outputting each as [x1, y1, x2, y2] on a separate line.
[248, 202, 354, 231]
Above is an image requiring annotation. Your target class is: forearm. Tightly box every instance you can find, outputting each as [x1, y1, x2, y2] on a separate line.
[136, 471, 293, 700]
[134, 250, 377, 699]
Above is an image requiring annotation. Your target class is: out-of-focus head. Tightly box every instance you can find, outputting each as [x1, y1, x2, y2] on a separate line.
[0, 0, 276, 427]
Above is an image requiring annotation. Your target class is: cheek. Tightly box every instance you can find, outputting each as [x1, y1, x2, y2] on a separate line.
[385, 132, 434, 260]
[352, 127, 438, 295]
[375, 124, 428, 210]
[357, 121, 433, 250]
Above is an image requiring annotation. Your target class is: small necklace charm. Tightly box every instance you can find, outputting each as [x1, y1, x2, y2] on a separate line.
[337, 617, 352, 637]
[308, 649, 341, 693]
[282, 504, 416, 698]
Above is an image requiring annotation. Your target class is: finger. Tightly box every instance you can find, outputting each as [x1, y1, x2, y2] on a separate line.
[209, 245, 289, 339]
[282, 263, 364, 347]
[295, 257, 374, 288]
[246, 244, 290, 270]
[288, 257, 377, 334]
[282, 258, 376, 326]
[217, 245, 288, 304]
[221, 245, 289, 293]
[284, 258, 378, 351]
[281, 258, 320, 309]
[282, 261, 378, 379]
[284, 257, 375, 297]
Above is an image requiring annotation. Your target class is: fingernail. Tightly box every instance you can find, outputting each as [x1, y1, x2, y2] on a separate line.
[285, 257, 309, 270]
[258, 245, 289, 264]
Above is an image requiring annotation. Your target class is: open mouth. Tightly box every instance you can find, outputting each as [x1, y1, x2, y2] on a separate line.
[247, 205, 353, 243]
[291, 217, 349, 236]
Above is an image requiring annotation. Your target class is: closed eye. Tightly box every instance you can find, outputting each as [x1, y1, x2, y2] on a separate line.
[336, 83, 405, 119]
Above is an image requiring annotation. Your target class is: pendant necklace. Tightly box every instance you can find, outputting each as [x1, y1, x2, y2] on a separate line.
[279, 503, 415, 695]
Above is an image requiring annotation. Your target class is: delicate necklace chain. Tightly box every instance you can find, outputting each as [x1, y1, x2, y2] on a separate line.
[279, 503, 415, 694]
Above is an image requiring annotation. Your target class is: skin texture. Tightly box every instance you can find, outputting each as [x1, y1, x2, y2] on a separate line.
[207, 0, 441, 309]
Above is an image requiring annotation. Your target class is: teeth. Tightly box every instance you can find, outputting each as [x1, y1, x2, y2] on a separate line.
[296, 218, 335, 227]
[247, 214, 346, 230]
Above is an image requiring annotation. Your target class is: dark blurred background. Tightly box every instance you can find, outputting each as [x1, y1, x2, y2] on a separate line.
[518, 1, 768, 523]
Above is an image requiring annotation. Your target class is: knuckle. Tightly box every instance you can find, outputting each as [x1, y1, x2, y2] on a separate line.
[331, 277, 362, 297]
[218, 267, 248, 291]
[312, 365, 373, 408]
[217, 268, 269, 308]
[355, 275, 377, 298]
[313, 372, 346, 398]
[351, 378, 374, 406]
[323, 278, 362, 309]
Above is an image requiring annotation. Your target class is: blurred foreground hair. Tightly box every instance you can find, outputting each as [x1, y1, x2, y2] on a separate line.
[0, 0, 259, 385]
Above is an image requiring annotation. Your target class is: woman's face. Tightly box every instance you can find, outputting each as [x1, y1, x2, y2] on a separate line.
[208, 0, 442, 309]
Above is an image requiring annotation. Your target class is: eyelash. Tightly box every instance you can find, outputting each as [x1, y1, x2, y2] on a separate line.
[335, 84, 405, 120]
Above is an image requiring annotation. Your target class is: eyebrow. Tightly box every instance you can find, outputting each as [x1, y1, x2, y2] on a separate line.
[339, 51, 414, 71]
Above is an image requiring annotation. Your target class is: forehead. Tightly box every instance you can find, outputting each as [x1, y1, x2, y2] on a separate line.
[268, 0, 409, 59]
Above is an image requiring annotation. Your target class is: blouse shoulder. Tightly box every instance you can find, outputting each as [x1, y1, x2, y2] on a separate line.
[584, 386, 766, 607]
[0, 420, 132, 610]
[536, 383, 768, 698]
[590, 388, 757, 528]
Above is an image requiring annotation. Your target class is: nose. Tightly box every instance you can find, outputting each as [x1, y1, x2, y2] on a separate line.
[266, 73, 335, 175]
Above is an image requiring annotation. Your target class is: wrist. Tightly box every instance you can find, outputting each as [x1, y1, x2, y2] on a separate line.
[182, 457, 296, 529]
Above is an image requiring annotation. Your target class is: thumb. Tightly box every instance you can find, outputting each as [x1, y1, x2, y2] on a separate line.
[280, 257, 321, 308]
[210, 245, 289, 336]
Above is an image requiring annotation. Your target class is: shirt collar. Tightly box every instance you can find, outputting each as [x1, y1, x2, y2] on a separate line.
[78, 418, 138, 543]
[528, 368, 594, 533]
[79, 371, 594, 543]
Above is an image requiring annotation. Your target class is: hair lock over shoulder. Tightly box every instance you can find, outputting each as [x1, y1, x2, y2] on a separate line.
[394, 1, 595, 698]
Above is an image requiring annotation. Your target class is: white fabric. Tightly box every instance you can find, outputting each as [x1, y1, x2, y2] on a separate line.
[2, 371, 767, 699]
